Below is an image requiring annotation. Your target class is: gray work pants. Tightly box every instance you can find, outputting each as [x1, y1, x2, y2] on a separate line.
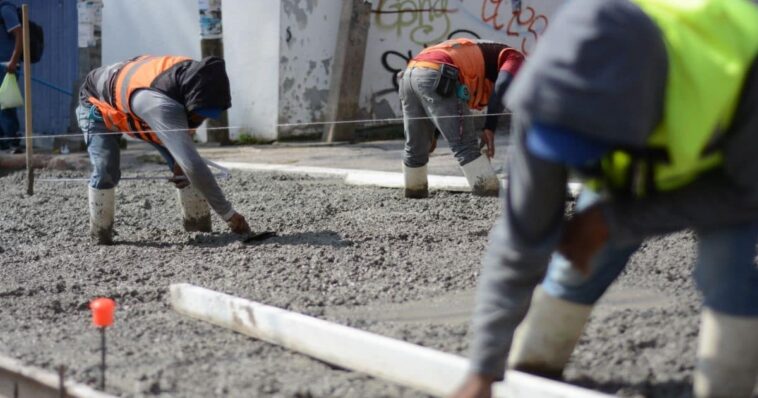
[399, 67, 481, 168]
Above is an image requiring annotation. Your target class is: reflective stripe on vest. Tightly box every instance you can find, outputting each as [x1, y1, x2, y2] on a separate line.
[418, 39, 491, 110]
[602, 0, 758, 196]
[89, 55, 191, 146]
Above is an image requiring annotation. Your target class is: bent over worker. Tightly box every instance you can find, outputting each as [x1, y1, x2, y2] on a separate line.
[399, 39, 524, 197]
[453, 0, 758, 397]
[77, 55, 251, 245]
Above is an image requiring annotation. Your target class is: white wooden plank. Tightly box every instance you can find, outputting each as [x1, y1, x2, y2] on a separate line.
[170, 283, 613, 398]
[0, 355, 116, 398]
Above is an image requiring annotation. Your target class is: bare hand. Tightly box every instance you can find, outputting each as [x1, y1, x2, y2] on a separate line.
[481, 129, 495, 159]
[6, 62, 17, 74]
[558, 205, 610, 275]
[449, 374, 495, 398]
[227, 212, 251, 235]
[170, 164, 190, 189]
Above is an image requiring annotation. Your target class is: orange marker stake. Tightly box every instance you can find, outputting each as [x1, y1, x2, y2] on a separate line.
[89, 298, 116, 391]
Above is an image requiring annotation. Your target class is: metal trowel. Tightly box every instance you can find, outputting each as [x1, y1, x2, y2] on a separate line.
[243, 231, 277, 243]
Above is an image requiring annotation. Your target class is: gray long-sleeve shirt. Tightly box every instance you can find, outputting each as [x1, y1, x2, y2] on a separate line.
[470, 0, 758, 378]
[131, 89, 235, 220]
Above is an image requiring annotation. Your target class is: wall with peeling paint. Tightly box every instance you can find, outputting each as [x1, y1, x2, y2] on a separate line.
[278, 0, 341, 138]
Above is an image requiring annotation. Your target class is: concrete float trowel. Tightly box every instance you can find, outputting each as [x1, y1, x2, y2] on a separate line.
[243, 231, 277, 243]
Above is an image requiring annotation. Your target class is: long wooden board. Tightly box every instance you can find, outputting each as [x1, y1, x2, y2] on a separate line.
[170, 283, 613, 398]
[0, 355, 116, 398]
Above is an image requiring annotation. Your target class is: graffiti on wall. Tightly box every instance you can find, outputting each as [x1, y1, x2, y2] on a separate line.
[481, 0, 548, 55]
[372, 0, 458, 45]
[372, 0, 549, 52]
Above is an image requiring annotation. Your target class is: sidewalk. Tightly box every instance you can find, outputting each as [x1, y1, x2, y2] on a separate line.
[192, 135, 512, 176]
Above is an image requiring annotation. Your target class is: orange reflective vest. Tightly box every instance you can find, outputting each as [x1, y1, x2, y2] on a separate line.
[418, 38, 491, 110]
[88, 55, 191, 145]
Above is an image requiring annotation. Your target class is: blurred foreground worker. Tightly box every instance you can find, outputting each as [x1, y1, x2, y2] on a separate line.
[399, 38, 524, 197]
[77, 55, 251, 245]
[453, 0, 758, 397]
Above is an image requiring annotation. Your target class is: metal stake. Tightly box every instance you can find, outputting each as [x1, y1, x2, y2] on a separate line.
[100, 327, 106, 391]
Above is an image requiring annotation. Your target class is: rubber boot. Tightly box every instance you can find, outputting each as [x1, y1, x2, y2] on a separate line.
[461, 155, 499, 197]
[88, 187, 114, 245]
[694, 309, 758, 398]
[177, 185, 212, 232]
[507, 287, 593, 379]
[403, 164, 428, 199]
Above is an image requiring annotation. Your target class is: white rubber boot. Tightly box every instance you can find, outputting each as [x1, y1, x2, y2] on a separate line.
[403, 164, 428, 199]
[88, 187, 114, 245]
[694, 309, 758, 398]
[177, 185, 212, 232]
[461, 155, 499, 197]
[507, 287, 593, 379]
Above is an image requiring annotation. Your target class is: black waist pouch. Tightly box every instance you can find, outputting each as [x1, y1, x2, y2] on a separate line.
[434, 64, 459, 97]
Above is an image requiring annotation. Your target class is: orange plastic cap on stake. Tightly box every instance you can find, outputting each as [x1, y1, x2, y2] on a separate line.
[90, 298, 116, 327]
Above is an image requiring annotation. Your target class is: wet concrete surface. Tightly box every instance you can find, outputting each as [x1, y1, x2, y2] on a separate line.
[0, 161, 719, 398]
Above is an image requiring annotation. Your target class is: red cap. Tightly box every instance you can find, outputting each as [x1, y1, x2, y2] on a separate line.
[89, 298, 116, 327]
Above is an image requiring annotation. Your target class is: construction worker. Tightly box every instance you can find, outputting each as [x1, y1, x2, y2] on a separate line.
[77, 55, 251, 245]
[399, 38, 524, 198]
[453, 0, 758, 397]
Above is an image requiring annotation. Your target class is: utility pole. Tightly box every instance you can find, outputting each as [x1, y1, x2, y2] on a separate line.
[322, 0, 371, 143]
[198, 0, 229, 145]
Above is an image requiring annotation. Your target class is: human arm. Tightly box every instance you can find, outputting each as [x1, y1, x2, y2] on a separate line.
[1, 5, 21, 73]
[461, 119, 568, 395]
[131, 90, 250, 233]
[480, 71, 515, 159]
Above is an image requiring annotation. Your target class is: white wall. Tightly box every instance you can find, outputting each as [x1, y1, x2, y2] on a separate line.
[101, 0, 201, 64]
[223, 0, 281, 141]
[278, 0, 341, 137]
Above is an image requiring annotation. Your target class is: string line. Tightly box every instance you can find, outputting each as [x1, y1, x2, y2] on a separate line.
[0, 112, 513, 142]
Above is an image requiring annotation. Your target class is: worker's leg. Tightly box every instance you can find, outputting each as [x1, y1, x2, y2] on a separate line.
[508, 189, 642, 378]
[411, 68, 498, 196]
[79, 105, 120, 245]
[0, 107, 19, 151]
[400, 68, 435, 198]
[693, 223, 758, 398]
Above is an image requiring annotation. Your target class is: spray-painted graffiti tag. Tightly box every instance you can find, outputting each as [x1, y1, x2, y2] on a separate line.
[372, 0, 457, 45]
[481, 0, 548, 54]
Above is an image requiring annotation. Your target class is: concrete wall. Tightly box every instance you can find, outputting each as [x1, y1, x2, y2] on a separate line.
[101, 0, 201, 64]
[223, 0, 281, 141]
[99, 0, 564, 141]
[278, 0, 341, 137]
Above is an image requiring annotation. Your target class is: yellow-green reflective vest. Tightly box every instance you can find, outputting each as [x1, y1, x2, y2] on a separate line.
[599, 0, 758, 196]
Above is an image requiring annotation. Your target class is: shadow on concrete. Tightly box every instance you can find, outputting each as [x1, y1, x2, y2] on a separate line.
[568, 376, 693, 398]
[262, 230, 352, 247]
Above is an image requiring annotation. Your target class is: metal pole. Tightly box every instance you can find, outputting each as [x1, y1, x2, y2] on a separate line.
[21, 5, 34, 196]
[100, 328, 106, 391]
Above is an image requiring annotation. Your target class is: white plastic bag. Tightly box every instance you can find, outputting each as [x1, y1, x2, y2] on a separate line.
[0, 73, 23, 110]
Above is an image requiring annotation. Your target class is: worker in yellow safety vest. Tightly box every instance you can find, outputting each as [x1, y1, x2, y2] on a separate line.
[453, 0, 758, 397]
